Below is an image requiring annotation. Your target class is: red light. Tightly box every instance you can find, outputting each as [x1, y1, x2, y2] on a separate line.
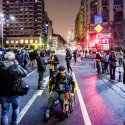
[94, 39, 98, 43]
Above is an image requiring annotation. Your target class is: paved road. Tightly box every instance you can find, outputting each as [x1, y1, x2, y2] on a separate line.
[1, 54, 125, 125]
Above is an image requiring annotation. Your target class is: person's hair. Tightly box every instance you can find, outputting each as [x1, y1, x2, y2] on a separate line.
[111, 51, 115, 55]
[52, 50, 55, 53]
[4, 51, 15, 60]
[58, 65, 65, 71]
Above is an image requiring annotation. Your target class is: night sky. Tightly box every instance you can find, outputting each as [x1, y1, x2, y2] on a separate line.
[0, 0, 81, 41]
[45, 0, 81, 40]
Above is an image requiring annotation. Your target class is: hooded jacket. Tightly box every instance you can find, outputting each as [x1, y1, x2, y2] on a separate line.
[0, 60, 27, 96]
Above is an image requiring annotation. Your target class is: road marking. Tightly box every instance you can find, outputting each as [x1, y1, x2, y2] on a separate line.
[72, 64, 91, 68]
[72, 72, 92, 125]
[18, 76, 49, 123]
[22, 69, 37, 80]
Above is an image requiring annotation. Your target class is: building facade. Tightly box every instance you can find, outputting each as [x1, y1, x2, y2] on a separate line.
[2, 0, 47, 49]
[74, 0, 85, 42]
[83, 0, 125, 50]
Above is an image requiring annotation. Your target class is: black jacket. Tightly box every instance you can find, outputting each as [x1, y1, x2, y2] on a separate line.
[109, 55, 117, 67]
[65, 51, 72, 61]
[0, 60, 28, 96]
[36, 56, 46, 72]
[48, 73, 76, 93]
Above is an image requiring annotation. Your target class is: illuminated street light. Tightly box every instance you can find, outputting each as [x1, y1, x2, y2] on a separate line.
[68, 30, 74, 42]
[0, 14, 16, 48]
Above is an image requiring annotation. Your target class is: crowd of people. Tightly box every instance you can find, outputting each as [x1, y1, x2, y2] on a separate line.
[95, 50, 125, 83]
[0, 47, 77, 125]
[2, 47, 125, 124]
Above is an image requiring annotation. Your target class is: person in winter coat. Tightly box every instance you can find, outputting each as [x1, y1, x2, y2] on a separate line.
[109, 51, 117, 81]
[73, 50, 77, 65]
[117, 51, 123, 66]
[16, 50, 24, 68]
[47, 50, 59, 77]
[36, 51, 47, 90]
[96, 51, 102, 75]
[45, 65, 76, 118]
[65, 48, 72, 73]
[0, 51, 27, 125]
[104, 51, 110, 75]
[23, 50, 30, 70]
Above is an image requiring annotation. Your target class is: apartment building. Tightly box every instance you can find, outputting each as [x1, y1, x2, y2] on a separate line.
[84, 0, 125, 50]
[2, 0, 47, 49]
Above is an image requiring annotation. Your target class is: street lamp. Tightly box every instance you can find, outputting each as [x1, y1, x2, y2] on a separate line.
[0, 14, 15, 48]
[0, 14, 4, 48]
[68, 30, 74, 42]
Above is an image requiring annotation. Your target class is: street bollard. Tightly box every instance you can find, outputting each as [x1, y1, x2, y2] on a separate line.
[94, 60, 96, 68]
[118, 68, 122, 82]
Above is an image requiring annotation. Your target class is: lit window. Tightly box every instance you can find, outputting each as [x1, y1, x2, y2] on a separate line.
[35, 40, 38, 43]
[21, 28, 23, 30]
[6, 1, 9, 4]
[25, 40, 28, 43]
[16, 41, 18, 44]
[30, 40, 33, 43]
[11, 40, 14, 43]
[6, 40, 9, 44]
[35, 0, 37, 2]
[20, 40, 24, 44]
[21, 8, 23, 11]
[6, 20, 9, 23]
[7, 24, 9, 27]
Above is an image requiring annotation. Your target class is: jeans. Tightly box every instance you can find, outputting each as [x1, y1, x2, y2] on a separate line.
[0, 96, 20, 125]
[38, 71, 44, 87]
[97, 61, 102, 75]
[66, 60, 72, 73]
[110, 66, 116, 80]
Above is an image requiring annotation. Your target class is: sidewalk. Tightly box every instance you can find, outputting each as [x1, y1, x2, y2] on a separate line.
[94, 63, 125, 99]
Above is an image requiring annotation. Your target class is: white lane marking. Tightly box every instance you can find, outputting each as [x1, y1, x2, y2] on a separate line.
[18, 76, 49, 123]
[72, 66, 86, 68]
[22, 69, 37, 80]
[72, 72, 92, 125]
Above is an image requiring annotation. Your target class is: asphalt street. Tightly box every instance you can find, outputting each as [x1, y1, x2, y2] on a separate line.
[1, 53, 125, 125]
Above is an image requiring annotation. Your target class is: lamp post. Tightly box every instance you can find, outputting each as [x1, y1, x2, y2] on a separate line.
[0, 14, 4, 48]
[1, 21, 3, 48]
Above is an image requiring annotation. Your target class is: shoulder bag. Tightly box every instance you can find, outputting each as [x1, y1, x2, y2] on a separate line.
[13, 78, 29, 96]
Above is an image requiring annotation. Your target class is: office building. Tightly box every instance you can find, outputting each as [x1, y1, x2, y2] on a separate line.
[2, 0, 47, 49]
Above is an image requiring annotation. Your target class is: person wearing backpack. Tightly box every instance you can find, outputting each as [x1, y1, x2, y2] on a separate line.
[0, 51, 27, 125]
[36, 51, 47, 90]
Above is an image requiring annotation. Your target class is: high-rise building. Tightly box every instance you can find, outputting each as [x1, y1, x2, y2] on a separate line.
[74, 0, 85, 41]
[83, 0, 125, 50]
[2, 0, 47, 49]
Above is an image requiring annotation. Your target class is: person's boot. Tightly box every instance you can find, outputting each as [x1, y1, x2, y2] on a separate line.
[37, 85, 43, 90]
